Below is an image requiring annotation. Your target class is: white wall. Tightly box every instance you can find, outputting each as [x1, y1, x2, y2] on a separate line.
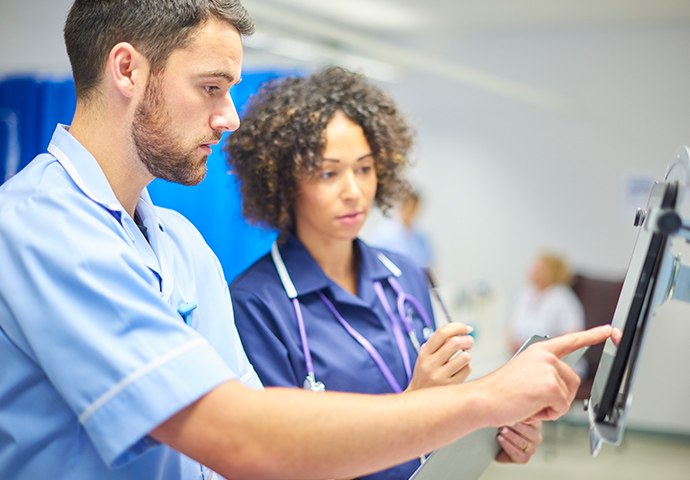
[381, 24, 690, 434]
[0, 0, 73, 76]
[384, 25, 690, 294]
[3, 0, 690, 434]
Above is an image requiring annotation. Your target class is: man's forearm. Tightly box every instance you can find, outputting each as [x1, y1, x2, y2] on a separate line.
[153, 380, 487, 479]
[152, 325, 612, 479]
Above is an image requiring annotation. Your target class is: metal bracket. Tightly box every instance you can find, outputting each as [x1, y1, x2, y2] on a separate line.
[643, 207, 690, 240]
[662, 255, 690, 303]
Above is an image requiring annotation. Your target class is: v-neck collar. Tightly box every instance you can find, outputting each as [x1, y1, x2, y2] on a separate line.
[276, 234, 394, 307]
[47, 125, 172, 299]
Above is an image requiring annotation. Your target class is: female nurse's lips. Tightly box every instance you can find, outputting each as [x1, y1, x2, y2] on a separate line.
[337, 211, 364, 225]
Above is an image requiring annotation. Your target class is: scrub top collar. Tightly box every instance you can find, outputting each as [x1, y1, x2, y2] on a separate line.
[48, 124, 123, 213]
[47, 125, 161, 222]
[47, 124, 171, 298]
[279, 234, 394, 308]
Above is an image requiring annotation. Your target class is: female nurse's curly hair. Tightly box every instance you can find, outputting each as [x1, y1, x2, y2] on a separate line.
[225, 66, 414, 236]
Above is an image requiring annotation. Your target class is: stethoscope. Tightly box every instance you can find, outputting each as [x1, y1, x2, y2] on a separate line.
[271, 242, 436, 393]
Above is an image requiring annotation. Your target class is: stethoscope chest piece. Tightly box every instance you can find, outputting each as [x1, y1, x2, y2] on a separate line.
[303, 374, 326, 392]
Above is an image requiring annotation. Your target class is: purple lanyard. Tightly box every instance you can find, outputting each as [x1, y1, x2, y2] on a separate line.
[318, 290, 406, 393]
[272, 243, 433, 393]
[298, 279, 434, 394]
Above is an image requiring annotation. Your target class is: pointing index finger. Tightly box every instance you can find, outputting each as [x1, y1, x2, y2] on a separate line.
[539, 325, 612, 358]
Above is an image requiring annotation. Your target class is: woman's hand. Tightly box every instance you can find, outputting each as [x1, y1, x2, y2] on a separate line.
[495, 420, 543, 464]
[405, 322, 474, 391]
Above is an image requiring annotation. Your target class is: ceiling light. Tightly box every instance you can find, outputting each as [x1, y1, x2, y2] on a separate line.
[257, 0, 428, 31]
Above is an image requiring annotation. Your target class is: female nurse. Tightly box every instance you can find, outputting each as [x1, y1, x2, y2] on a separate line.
[226, 66, 542, 479]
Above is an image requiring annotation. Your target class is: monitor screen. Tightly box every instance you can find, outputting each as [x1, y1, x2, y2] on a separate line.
[588, 147, 690, 456]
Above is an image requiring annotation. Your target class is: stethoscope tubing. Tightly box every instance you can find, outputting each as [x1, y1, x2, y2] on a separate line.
[373, 280, 413, 380]
[318, 290, 406, 393]
[271, 242, 434, 393]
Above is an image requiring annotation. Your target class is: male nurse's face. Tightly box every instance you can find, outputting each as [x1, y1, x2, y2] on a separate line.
[294, 111, 378, 245]
[132, 18, 243, 185]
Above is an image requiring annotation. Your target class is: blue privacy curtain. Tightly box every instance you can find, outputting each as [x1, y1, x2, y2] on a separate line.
[0, 69, 296, 282]
[0, 76, 76, 181]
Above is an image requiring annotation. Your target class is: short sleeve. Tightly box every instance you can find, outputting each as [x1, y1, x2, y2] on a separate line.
[0, 189, 234, 467]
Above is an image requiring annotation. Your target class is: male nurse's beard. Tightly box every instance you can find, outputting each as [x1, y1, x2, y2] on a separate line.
[132, 80, 208, 186]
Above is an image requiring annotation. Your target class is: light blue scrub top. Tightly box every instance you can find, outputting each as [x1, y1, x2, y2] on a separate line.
[231, 234, 435, 480]
[0, 125, 262, 479]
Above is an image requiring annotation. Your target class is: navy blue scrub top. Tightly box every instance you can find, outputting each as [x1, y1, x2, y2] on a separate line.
[231, 234, 436, 480]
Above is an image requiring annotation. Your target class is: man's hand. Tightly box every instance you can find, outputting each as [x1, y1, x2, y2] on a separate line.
[406, 323, 474, 391]
[474, 325, 612, 428]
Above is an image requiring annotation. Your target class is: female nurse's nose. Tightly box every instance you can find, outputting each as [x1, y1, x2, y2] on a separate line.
[341, 169, 362, 202]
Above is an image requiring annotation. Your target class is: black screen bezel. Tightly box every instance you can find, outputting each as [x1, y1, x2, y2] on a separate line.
[591, 181, 678, 425]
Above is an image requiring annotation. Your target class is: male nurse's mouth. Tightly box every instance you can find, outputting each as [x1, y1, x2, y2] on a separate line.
[199, 140, 219, 155]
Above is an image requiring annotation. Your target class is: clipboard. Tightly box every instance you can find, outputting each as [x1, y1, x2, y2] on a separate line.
[408, 427, 500, 480]
[409, 335, 588, 480]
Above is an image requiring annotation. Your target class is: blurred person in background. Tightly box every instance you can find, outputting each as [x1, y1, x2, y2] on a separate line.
[508, 251, 586, 376]
[368, 188, 434, 271]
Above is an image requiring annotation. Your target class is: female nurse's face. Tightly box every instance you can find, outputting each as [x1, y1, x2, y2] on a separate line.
[294, 111, 378, 246]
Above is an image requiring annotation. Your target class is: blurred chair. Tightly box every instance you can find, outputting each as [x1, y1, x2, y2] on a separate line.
[570, 273, 624, 399]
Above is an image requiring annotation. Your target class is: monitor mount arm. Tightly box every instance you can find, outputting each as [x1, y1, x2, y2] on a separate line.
[638, 146, 690, 305]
